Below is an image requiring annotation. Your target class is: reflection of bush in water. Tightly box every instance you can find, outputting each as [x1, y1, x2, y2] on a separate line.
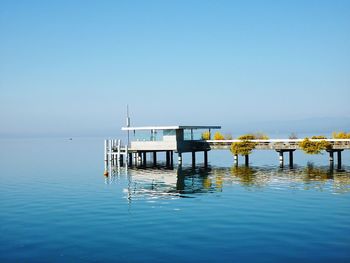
[304, 163, 330, 180]
[230, 166, 262, 186]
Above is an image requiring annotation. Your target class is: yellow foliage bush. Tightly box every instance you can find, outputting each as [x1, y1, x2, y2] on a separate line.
[238, 133, 269, 140]
[238, 134, 255, 140]
[332, 131, 350, 139]
[311, 135, 327, 139]
[214, 132, 225, 140]
[230, 141, 257, 156]
[201, 131, 211, 140]
[299, 138, 331, 154]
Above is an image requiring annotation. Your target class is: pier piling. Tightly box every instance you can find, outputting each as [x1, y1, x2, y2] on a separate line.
[153, 151, 157, 166]
[192, 152, 196, 167]
[204, 151, 208, 167]
[245, 155, 249, 166]
[178, 153, 182, 165]
[289, 150, 294, 168]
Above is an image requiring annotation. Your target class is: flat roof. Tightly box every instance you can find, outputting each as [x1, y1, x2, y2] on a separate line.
[121, 125, 221, 131]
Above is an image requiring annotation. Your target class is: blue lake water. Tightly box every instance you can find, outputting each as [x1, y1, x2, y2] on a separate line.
[1, 138, 350, 262]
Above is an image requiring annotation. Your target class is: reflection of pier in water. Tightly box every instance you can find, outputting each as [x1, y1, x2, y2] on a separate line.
[106, 165, 350, 200]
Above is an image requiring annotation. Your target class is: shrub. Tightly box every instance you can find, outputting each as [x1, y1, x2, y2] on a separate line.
[238, 134, 255, 140]
[311, 135, 327, 139]
[201, 131, 211, 140]
[332, 131, 350, 139]
[230, 140, 257, 156]
[214, 131, 225, 140]
[238, 133, 269, 140]
[299, 138, 332, 154]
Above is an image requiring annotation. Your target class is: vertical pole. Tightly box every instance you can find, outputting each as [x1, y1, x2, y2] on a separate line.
[120, 154, 124, 166]
[114, 139, 117, 164]
[170, 151, 174, 167]
[279, 151, 284, 167]
[234, 154, 238, 166]
[129, 153, 133, 166]
[178, 153, 182, 166]
[204, 150, 208, 167]
[289, 150, 294, 168]
[166, 151, 170, 167]
[125, 145, 128, 167]
[137, 152, 141, 166]
[337, 151, 342, 170]
[245, 155, 249, 166]
[329, 151, 334, 170]
[117, 139, 121, 166]
[110, 140, 114, 166]
[142, 152, 147, 166]
[329, 151, 334, 162]
[192, 151, 196, 167]
[153, 151, 157, 166]
[104, 140, 108, 176]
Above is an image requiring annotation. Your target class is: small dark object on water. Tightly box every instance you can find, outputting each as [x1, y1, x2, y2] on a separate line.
[69, 138, 73, 140]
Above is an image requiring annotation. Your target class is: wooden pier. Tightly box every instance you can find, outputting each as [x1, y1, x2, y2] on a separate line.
[104, 126, 350, 175]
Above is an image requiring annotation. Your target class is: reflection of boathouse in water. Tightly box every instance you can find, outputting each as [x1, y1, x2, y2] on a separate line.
[107, 166, 350, 201]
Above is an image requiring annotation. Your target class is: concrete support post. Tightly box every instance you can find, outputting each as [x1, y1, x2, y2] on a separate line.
[245, 155, 249, 166]
[337, 151, 342, 170]
[142, 152, 147, 166]
[192, 151, 196, 167]
[153, 151, 157, 166]
[120, 154, 124, 166]
[166, 151, 170, 167]
[204, 151, 208, 167]
[289, 151, 294, 168]
[234, 154, 238, 166]
[170, 151, 174, 167]
[137, 152, 142, 165]
[279, 151, 284, 167]
[128, 153, 133, 166]
[329, 151, 334, 162]
[178, 153, 182, 166]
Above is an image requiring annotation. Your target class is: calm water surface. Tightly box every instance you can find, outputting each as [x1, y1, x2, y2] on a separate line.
[1, 138, 350, 262]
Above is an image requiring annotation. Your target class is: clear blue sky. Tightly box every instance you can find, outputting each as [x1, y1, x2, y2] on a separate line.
[1, 0, 349, 137]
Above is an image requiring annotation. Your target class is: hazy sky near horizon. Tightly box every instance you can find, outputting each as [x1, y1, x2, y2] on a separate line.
[1, 0, 350, 136]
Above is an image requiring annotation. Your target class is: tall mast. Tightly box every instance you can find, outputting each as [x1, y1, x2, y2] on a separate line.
[126, 105, 130, 146]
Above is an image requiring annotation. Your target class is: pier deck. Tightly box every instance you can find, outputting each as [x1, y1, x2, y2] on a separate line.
[207, 139, 350, 150]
